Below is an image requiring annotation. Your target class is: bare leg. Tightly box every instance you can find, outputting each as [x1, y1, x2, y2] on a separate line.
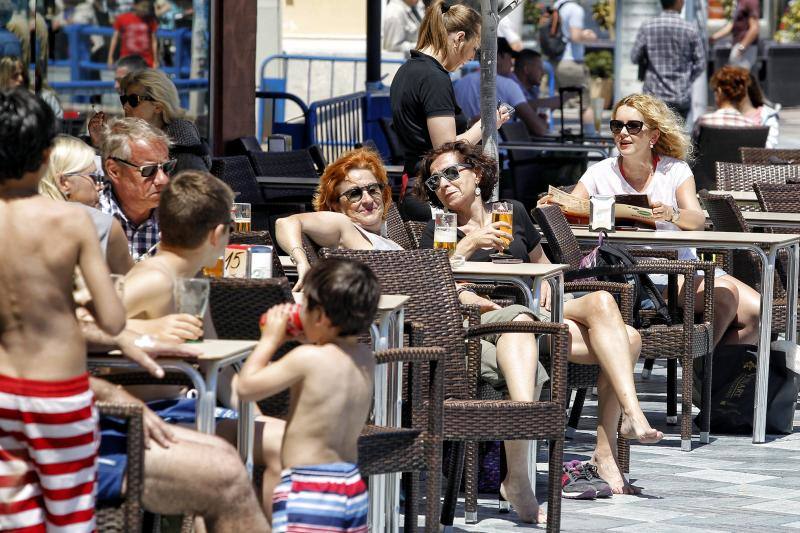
[721, 276, 760, 346]
[140, 425, 269, 533]
[254, 415, 285, 519]
[495, 313, 546, 524]
[680, 275, 739, 346]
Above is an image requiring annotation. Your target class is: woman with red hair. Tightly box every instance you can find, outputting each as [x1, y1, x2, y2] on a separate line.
[693, 65, 758, 140]
[275, 147, 401, 289]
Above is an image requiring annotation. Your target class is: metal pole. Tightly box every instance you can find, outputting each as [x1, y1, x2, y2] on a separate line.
[366, 0, 382, 91]
[480, 0, 499, 199]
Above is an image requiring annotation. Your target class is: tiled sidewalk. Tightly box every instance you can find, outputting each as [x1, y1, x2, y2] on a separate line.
[446, 359, 800, 532]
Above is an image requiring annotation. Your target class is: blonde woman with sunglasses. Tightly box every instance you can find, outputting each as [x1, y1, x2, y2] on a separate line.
[39, 135, 134, 274]
[566, 93, 760, 348]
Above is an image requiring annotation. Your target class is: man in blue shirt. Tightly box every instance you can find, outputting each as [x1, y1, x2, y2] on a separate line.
[454, 38, 548, 136]
[0, 0, 22, 58]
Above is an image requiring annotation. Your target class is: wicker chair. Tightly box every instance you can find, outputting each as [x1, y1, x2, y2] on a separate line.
[691, 125, 769, 191]
[754, 182, 800, 213]
[208, 276, 445, 532]
[699, 190, 792, 336]
[324, 248, 570, 531]
[715, 162, 800, 191]
[405, 220, 428, 249]
[228, 230, 286, 278]
[96, 402, 145, 533]
[533, 205, 716, 452]
[740, 147, 800, 165]
[210, 155, 270, 231]
[385, 203, 415, 249]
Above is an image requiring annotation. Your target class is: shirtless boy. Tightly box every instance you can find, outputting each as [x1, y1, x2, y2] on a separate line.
[237, 258, 380, 532]
[0, 89, 126, 531]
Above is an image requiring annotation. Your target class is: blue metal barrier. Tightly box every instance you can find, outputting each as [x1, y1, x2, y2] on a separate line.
[308, 92, 366, 164]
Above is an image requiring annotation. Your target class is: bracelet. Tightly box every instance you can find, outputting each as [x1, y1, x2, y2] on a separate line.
[289, 246, 306, 265]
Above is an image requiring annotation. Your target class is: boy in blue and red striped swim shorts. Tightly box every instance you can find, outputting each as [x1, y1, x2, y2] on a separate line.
[237, 259, 381, 532]
[0, 89, 127, 532]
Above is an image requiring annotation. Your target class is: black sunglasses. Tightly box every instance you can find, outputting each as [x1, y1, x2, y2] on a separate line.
[609, 120, 646, 135]
[120, 93, 156, 108]
[339, 182, 386, 203]
[110, 157, 177, 178]
[425, 163, 473, 192]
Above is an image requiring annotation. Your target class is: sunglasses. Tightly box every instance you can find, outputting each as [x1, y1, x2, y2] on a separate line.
[119, 93, 156, 108]
[425, 163, 473, 192]
[110, 157, 177, 178]
[609, 120, 646, 135]
[64, 171, 105, 188]
[339, 182, 386, 204]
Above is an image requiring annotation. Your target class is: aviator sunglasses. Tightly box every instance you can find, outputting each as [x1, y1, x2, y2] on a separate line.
[110, 157, 178, 178]
[119, 93, 156, 108]
[339, 182, 386, 203]
[424, 163, 473, 192]
[609, 120, 646, 135]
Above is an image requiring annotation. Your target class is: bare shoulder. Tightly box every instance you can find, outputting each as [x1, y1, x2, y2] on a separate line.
[125, 260, 174, 291]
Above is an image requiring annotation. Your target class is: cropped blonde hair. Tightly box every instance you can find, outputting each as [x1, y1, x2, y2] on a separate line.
[417, 0, 481, 57]
[39, 135, 97, 201]
[612, 93, 692, 162]
[120, 68, 185, 124]
[100, 117, 172, 161]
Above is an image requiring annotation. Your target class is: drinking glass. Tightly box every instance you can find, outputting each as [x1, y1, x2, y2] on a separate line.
[202, 256, 224, 278]
[174, 278, 210, 342]
[433, 212, 465, 265]
[491, 201, 514, 253]
[232, 203, 252, 232]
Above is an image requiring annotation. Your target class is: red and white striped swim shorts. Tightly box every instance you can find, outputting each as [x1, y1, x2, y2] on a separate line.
[0, 372, 99, 532]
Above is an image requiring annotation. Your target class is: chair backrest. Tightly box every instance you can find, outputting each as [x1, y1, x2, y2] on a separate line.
[698, 190, 751, 233]
[531, 205, 584, 268]
[405, 220, 428, 249]
[213, 155, 263, 205]
[499, 121, 530, 143]
[225, 135, 263, 156]
[740, 147, 800, 165]
[210, 156, 225, 179]
[692, 125, 769, 191]
[715, 162, 800, 191]
[378, 117, 407, 165]
[247, 149, 319, 178]
[209, 277, 293, 340]
[384, 203, 414, 250]
[753, 182, 800, 213]
[324, 249, 469, 399]
[229, 230, 286, 278]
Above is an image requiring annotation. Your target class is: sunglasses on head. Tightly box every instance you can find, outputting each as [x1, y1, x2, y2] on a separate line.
[110, 157, 177, 178]
[119, 93, 155, 108]
[339, 182, 386, 204]
[609, 120, 646, 135]
[424, 163, 473, 192]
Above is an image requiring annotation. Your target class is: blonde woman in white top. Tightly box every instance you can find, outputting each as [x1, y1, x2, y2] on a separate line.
[566, 94, 760, 348]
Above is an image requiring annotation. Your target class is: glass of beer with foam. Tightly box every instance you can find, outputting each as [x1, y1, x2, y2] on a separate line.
[232, 203, 252, 232]
[434, 211, 465, 265]
[491, 201, 514, 255]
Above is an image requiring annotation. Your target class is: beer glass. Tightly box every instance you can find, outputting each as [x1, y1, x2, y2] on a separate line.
[433, 212, 457, 256]
[232, 203, 252, 232]
[491, 201, 514, 253]
[202, 256, 224, 278]
[175, 278, 210, 342]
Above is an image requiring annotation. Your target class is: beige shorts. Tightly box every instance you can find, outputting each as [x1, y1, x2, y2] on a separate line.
[479, 304, 551, 391]
[555, 59, 590, 103]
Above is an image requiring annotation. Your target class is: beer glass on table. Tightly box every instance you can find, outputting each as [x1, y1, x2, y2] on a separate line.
[491, 201, 514, 258]
[434, 212, 465, 266]
[232, 203, 252, 232]
[202, 257, 224, 278]
[175, 278, 210, 342]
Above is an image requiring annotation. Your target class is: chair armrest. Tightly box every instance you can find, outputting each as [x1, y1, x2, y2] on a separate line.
[632, 260, 716, 327]
[96, 402, 144, 531]
[629, 249, 678, 260]
[374, 347, 444, 366]
[564, 280, 635, 325]
[404, 321, 425, 347]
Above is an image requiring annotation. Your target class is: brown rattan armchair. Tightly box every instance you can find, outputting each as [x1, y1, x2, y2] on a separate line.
[96, 402, 145, 533]
[754, 182, 800, 213]
[324, 248, 570, 531]
[208, 276, 445, 532]
[533, 205, 716, 452]
[385, 203, 415, 249]
[740, 147, 800, 165]
[715, 162, 800, 193]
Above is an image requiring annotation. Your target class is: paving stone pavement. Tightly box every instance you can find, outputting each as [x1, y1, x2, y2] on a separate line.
[432, 358, 800, 532]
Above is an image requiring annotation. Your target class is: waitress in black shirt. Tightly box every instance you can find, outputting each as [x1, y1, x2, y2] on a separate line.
[419, 141, 663, 499]
[390, 0, 510, 220]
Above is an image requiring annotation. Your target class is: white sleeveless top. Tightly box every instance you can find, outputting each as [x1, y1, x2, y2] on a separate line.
[353, 223, 403, 251]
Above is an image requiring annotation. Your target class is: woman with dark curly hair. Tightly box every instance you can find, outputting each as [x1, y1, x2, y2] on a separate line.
[419, 141, 662, 501]
[693, 65, 758, 140]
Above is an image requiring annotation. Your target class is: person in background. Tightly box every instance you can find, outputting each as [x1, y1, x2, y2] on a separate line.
[383, 0, 424, 56]
[390, 0, 509, 221]
[39, 135, 134, 275]
[711, 0, 760, 71]
[739, 72, 780, 148]
[693, 65, 758, 140]
[120, 68, 210, 172]
[454, 37, 549, 136]
[0, 0, 21, 57]
[551, 0, 597, 134]
[114, 53, 148, 93]
[509, 48, 559, 110]
[630, 0, 706, 121]
[0, 54, 23, 89]
[108, 0, 159, 68]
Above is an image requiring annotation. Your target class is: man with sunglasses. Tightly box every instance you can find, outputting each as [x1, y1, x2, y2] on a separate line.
[99, 117, 175, 260]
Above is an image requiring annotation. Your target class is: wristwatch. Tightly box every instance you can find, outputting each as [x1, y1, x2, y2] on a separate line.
[671, 207, 681, 223]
